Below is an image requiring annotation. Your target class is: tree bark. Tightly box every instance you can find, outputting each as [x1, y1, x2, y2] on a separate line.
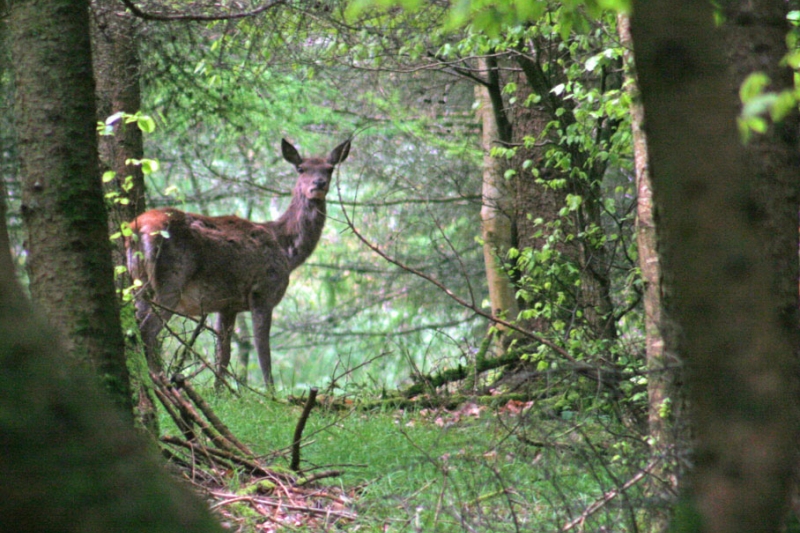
[476, 58, 519, 336]
[508, 61, 617, 341]
[11, 0, 132, 412]
[91, 0, 147, 259]
[720, 0, 800, 523]
[618, 14, 683, 530]
[630, 1, 800, 532]
[0, 203, 224, 533]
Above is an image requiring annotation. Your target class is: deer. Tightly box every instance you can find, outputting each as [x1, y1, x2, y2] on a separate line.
[126, 138, 351, 388]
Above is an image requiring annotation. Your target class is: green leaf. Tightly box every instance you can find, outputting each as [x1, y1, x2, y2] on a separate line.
[102, 170, 116, 183]
[585, 54, 601, 72]
[566, 193, 583, 211]
[770, 89, 798, 121]
[140, 158, 160, 175]
[137, 115, 156, 134]
[739, 72, 770, 104]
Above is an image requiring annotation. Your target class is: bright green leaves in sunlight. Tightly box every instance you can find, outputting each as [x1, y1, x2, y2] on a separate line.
[737, 11, 800, 142]
[97, 110, 156, 136]
[738, 71, 800, 142]
[347, 0, 630, 38]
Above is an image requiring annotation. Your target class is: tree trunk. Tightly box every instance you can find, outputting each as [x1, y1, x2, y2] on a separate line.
[10, 0, 132, 412]
[508, 62, 616, 341]
[720, 0, 800, 523]
[91, 0, 147, 256]
[618, 14, 683, 531]
[0, 202, 224, 533]
[630, 1, 800, 531]
[476, 58, 519, 337]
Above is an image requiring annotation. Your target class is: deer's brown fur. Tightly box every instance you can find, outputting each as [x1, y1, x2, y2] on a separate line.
[126, 139, 350, 386]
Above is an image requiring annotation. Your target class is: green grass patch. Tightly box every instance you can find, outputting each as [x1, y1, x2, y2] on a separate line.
[159, 388, 653, 532]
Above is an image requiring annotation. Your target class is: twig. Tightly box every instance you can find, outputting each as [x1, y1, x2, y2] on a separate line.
[336, 181, 618, 379]
[561, 458, 660, 532]
[160, 435, 275, 476]
[290, 387, 318, 472]
[296, 469, 344, 485]
[209, 491, 357, 521]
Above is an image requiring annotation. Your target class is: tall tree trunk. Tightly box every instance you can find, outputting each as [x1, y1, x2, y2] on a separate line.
[630, 1, 800, 531]
[720, 0, 800, 523]
[91, 0, 147, 255]
[508, 63, 616, 341]
[0, 203, 224, 533]
[10, 0, 132, 413]
[618, 15, 683, 531]
[476, 58, 519, 338]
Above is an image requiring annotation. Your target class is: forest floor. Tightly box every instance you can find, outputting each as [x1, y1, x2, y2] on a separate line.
[156, 380, 658, 533]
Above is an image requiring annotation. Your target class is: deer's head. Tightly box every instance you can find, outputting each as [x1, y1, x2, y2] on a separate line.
[282, 139, 351, 201]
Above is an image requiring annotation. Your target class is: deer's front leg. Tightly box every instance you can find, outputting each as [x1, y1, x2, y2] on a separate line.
[215, 310, 237, 387]
[250, 304, 274, 388]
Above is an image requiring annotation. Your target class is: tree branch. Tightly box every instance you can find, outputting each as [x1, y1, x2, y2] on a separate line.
[120, 0, 284, 22]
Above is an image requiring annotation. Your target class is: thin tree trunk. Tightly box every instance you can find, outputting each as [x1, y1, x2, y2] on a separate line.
[92, 0, 147, 256]
[11, 0, 132, 412]
[630, 1, 800, 531]
[476, 58, 519, 337]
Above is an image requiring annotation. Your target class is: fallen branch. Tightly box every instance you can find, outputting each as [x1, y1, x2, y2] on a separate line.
[209, 491, 358, 521]
[172, 373, 253, 456]
[152, 372, 245, 457]
[120, 0, 285, 22]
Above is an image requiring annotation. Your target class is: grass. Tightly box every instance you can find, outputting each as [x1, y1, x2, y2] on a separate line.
[159, 385, 655, 532]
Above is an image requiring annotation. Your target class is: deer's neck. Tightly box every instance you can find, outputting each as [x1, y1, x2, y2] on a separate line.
[273, 195, 327, 271]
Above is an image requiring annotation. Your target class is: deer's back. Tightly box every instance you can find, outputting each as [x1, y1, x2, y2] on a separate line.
[128, 208, 291, 316]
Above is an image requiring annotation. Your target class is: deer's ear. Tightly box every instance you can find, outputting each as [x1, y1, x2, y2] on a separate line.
[328, 140, 351, 165]
[281, 139, 303, 168]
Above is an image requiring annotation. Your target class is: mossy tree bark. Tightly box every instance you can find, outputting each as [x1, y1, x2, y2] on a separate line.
[10, 0, 132, 412]
[0, 204, 224, 533]
[630, 1, 800, 531]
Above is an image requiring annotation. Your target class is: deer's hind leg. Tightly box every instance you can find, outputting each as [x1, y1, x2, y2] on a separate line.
[134, 292, 176, 372]
[135, 262, 188, 372]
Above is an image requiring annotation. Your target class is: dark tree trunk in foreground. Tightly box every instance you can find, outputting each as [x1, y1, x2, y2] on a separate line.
[10, 0, 132, 411]
[720, 0, 800, 522]
[631, 1, 800, 532]
[0, 214, 224, 533]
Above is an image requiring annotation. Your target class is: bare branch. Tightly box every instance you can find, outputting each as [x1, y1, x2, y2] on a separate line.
[120, 0, 285, 22]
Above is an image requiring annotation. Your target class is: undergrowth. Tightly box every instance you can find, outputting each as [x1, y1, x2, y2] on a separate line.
[159, 387, 657, 532]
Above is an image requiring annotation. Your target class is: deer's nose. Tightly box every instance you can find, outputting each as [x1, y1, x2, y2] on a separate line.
[313, 178, 328, 189]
